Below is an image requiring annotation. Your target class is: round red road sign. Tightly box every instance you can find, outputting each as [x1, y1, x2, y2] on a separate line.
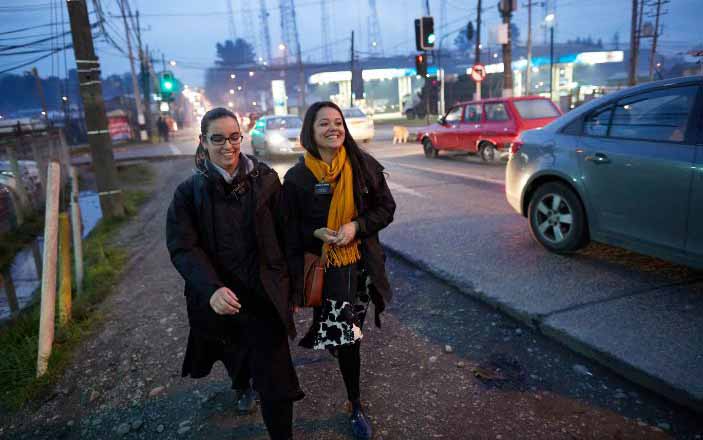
[471, 64, 486, 82]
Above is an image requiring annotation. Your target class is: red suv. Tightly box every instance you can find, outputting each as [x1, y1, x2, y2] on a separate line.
[418, 96, 562, 161]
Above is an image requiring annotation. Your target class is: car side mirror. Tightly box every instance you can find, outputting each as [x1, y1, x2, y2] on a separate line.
[438, 116, 446, 125]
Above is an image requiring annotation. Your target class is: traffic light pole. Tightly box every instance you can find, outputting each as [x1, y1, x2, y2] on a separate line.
[66, 0, 124, 218]
[474, 0, 482, 100]
[500, 1, 514, 97]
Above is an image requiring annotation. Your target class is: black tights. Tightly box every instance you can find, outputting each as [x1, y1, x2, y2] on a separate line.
[337, 342, 361, 402]
[261, 399, 293, 440]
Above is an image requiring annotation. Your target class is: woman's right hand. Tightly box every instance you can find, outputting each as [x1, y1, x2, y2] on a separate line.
[210, 287, 241, 315]
[313, 227, 338, 244]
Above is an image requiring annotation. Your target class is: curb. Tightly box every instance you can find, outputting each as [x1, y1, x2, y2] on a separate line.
[381, 242, 703, 415]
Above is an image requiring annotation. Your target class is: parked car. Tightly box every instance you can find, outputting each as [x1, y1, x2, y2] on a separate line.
[250, 115, 304, 157]
[342, 107, 375, 143]
[417, 96, 562, 161]
[505, 75, 703, 268]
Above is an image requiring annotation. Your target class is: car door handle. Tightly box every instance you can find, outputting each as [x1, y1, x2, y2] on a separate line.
[585, 153, 611, 164]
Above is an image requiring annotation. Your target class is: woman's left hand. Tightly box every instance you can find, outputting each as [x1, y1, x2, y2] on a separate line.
[333, 221, 358, 246]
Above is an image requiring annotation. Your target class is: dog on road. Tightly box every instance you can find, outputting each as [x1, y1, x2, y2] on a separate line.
[392, 126, 409, 144]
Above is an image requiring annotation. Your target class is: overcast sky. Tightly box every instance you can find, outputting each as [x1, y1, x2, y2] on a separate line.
[2, 0, 701, 86]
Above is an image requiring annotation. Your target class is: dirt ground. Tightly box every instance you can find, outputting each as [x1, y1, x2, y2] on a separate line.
[0, 158, 694, 439]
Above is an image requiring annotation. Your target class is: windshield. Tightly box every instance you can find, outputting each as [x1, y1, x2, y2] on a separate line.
[513, 100, 560, 119]
[342, 108, 366, 118]
[266, 117, 302, 129]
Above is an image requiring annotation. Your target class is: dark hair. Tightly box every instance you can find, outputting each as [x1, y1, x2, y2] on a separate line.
[195, 107, 238, 170]
[200, 107, 238, 136]
[300, 101, 375, 194]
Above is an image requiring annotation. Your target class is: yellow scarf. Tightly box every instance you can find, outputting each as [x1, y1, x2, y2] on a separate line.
[304, 146, 361, 268]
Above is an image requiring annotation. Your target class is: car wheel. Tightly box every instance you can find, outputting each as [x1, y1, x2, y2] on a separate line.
[423, 138, 438, 158]
[406, 110, 416, 120]
[479, 142, 497, 162]
[528, 182, 588, 253]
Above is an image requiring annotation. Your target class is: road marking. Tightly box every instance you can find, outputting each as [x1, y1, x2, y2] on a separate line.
[169, 143, 181, 155]
[385, 161, 505, 186]
[387, 181, 428, 198]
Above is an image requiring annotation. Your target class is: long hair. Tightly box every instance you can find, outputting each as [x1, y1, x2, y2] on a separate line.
[300, 101, 376, 194]
[195, 107, 239, 171]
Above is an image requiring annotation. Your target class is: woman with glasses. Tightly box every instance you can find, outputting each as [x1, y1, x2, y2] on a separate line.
[167, 107, 303, 440]
[282, 101, 396, 440]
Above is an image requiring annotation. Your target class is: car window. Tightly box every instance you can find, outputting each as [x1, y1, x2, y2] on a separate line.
[584, 106, 612, 137]
[513, 99, 560, 119]
[463, 104, 482, 122]
[609, 86, 698, 143]
[445, 106, 463, 123]
[266, 117, 302, 129]
[484, 103, 510, 121]
[342, 108, 366, 118]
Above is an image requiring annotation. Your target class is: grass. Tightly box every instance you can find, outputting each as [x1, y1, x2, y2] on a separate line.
[0, 164, 153, 413]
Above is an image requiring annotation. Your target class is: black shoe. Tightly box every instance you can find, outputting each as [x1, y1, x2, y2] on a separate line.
[350, 404, 372, 439]
[235, 388, 257, 415]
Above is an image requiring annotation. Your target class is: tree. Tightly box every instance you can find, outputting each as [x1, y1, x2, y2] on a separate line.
[215, 38, 256, 66]
[454, 31, 471, 52]
[510, 23, 520, 46]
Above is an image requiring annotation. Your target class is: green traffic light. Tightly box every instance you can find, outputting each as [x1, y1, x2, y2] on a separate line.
[163, 81, 173, 91]
[427, 33, 436, 44]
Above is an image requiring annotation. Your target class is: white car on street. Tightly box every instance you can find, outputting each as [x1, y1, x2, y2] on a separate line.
[342, 107, 375, 143]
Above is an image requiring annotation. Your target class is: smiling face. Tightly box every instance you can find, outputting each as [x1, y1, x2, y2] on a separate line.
[200, 116, 240, 173]
[313, 106, 345, 152]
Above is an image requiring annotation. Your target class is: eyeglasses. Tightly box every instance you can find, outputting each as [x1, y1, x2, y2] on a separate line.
[208, 133, 244, 146]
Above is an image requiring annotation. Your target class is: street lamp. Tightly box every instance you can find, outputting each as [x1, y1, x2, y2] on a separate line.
[229, 89, 235, 94]
[249, 71, 254, 77]
[169, 60, 176, 67]
[544, 13, 556, 101]
[230, 73, 236, 79]
[62, 96, 68, 102]
[228, 101, 234, 108]
[237, 86, 242, 91]
[278, 43, 286, 51]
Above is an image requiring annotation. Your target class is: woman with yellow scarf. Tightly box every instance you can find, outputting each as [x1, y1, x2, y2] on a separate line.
[283, 102, 396, 440]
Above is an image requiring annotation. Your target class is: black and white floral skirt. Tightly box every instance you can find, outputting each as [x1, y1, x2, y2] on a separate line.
[299, 262, 370, 350]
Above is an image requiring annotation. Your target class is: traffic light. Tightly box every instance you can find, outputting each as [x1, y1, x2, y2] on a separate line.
[467, 21, 474, 41]
[414, 16, 435, 50]
[415, 53, 427, 77]
[160, 72, 174, 101]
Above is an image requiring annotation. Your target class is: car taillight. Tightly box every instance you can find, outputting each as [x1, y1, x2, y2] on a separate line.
[510, 140, 524, 155]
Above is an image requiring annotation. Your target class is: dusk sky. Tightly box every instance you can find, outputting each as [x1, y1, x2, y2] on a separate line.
[2, 0, 701, 87]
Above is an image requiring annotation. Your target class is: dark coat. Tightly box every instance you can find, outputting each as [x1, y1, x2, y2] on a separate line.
[166, 156, 295, 340]
[282, 151, 396, 326]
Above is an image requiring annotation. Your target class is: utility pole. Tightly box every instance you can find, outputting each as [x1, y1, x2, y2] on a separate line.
[66, 0, 124, 218]
[525, 1, 534, 94]
[135, 10, 153, 141]
[648, 0, 665, 81]
[350, 31, 354, 108]
[297, 47, 306, 113]
[118, 0, 147, 141]
[474, 0, 482, 100]
[31, 67, 49, 121]
[499, 0, 515, 97]
[628, 0, 639, 85]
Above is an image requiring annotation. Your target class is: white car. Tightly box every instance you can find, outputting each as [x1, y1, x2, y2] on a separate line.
[250, 116, 304, 157]
[342, 108, 375, 143]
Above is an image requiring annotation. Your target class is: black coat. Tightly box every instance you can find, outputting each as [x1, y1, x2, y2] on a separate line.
[166, 157, 295, 340]
[282, 151, 396, 326]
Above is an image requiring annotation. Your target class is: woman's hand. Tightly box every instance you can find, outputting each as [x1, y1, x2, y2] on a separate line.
[210, 287, 241, 315]
[333, 221, 359, 246]
[313, 227, 338, 244]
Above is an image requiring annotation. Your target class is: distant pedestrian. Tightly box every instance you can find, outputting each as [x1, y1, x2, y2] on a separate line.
[282, 101, 396, 440]
[157, 116, 169, 142]
[167, 107, 303, 439]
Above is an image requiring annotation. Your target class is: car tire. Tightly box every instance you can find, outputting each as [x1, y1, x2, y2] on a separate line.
[479, 142, 497, 162]
[406, 110, 416, 120]
[528, 182, 588, 253]
[423, 138, 438, 158]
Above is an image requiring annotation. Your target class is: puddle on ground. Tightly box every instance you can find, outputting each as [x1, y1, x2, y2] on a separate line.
[0, 191, 102, 321]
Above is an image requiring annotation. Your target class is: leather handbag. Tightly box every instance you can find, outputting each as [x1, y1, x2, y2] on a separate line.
[303, 249, 327, 307]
